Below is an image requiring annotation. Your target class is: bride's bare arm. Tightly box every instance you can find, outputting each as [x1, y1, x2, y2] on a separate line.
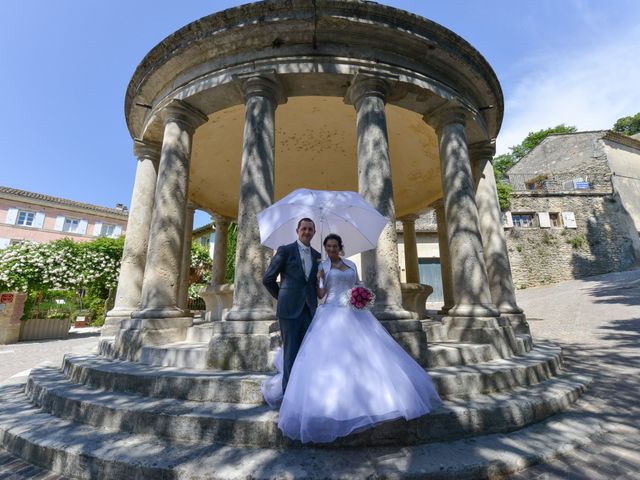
[316, 269, 326, 298]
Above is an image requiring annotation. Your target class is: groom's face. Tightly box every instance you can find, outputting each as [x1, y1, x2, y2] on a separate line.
[296, 220, 315, 246]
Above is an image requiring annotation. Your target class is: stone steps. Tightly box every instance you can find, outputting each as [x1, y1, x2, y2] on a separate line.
[0, 380, 606, 480]
[61, 343, 562, 404]
[24, 365, 592, 448]
[138, 339, 506, 370]
[140, 341, 209, 369]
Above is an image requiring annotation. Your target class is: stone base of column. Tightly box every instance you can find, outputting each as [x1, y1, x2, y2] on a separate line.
[114, 317, 193, 362]
[400, 283, 433, 320]
[225, 306, 276, 321]
[500, 312, 530, 336]
[102, 306, 138, 337]
[101, 315, 130, 337]
[206, 320, 278, 371]
[132, 306, 191, 319]
[380, 319, 431, 367]
[442, 316, 518, 358]
[447, 303, 500, 318]
[371, 304, 416, 320]
[200, 284, 234, 322]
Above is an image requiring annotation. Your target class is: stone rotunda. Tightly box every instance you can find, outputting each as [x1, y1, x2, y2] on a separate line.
[0, 2, 601, 478]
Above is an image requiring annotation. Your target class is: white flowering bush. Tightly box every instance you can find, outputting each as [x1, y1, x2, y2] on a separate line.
[0, 238, 123, 322]
[0, 239, 120, 293]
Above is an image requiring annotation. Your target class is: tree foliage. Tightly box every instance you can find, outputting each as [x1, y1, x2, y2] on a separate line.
[612, 112, 640, 136]
[509, 124, 577, 161]
[225, 223, 238, 284]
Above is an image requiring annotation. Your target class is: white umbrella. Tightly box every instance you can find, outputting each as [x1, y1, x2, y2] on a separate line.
[256, 188, 387, 258]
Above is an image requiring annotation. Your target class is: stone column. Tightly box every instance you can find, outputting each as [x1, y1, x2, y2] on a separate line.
[116, 99, 207, 360]
[201, 214, 232, 322]
[226, 74, 286, 321]
[346, 73, 413, 320]
[428, 104, 498, 320]
[177, 204, 196, 310]
[434, 201, 454, 314]
[211, 214, 230, 286]
[400, 214, 420, 284]
[470, 142, 529, 334]
[102, 140, 160, 337]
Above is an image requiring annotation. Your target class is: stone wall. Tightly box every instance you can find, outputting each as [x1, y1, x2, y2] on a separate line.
[506, 193, 640, 288]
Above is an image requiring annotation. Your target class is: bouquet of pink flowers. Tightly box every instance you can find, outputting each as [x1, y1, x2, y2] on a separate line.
[346, 286, 375, 311]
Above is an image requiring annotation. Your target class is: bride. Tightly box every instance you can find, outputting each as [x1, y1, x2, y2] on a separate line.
[262, 233, 442, 444]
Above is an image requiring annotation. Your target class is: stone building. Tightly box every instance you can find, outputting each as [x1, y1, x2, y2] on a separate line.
[505, 130, 640, 287]
[0, 185, 128, 248]
[0, 2, 598, 477]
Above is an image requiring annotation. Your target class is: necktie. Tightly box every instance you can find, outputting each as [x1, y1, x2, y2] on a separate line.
[301, 247, 310, 278]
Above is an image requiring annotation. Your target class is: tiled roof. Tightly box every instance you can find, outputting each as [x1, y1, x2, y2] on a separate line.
[0, 185, 129, 218]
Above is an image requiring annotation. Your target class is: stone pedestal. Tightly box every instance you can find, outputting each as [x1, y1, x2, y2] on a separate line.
[103, 140, 160, 337]
[0, 292, 25, 344]
[347, 73, 413, 321]
[207, 320, 278, 371]
[201, 284, 234, 322]
[401, 283, 433, 320]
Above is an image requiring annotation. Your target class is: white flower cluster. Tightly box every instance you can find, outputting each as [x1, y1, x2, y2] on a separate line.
[0, 241, 120, 292]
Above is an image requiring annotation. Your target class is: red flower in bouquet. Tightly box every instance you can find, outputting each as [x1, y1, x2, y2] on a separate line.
[346, 286, 375, 311]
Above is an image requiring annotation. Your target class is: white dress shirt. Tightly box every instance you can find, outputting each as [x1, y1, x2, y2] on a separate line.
[296, 239, 312, 278]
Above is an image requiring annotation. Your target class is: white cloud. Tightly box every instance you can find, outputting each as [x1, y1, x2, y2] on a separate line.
[497, 23, 640, 154]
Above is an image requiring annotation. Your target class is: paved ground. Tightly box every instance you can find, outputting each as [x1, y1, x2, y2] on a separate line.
[1, 270, 639, 479]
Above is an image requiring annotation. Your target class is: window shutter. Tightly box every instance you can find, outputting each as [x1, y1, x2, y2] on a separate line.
[0, 238, 11, 249]
[538, 212, 551, 228]
[562, 211, 577, 228]
[78, 219, 88, 235]
[5, 208, 18, 225]
[503, 211, 514, 228]
[112, 225, 122, 238]
[33, 212, 45, 229]
[54, 216, 65, 231]
[92, 222, 103, 236]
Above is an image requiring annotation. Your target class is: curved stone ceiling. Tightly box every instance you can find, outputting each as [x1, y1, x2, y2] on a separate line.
[189, 96, 441, 219]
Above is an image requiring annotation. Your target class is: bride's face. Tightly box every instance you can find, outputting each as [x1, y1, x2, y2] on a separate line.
[324, 239, 341, 259]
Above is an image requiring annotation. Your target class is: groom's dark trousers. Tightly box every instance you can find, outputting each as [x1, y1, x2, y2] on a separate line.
[263, 241, 320, 392]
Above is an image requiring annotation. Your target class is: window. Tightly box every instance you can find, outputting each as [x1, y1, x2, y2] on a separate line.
[512, 213, 535, 228]
[63, 218, 80, 233]
[549, 212, 562, 227]
[100, 223, 116, 237]
[16, 211, 35, 226]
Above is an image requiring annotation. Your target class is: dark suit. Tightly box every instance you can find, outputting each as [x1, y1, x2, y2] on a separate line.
[263, 241, 320, 391]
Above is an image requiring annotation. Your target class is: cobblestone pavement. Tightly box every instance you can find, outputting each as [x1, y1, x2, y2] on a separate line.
[511, 268, 640, 479]
[0, 328, 99, 479]
[1, 269, 640, 479]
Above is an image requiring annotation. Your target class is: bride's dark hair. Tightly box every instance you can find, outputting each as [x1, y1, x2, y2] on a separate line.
[323, 233, 344, 254]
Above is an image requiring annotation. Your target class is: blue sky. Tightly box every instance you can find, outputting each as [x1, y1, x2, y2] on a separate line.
[2, 0, 639, 228]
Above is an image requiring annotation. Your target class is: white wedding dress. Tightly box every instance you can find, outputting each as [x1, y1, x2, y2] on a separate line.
[262, 266, 442, 444]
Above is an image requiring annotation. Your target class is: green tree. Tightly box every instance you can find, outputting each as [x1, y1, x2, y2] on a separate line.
[612, 112, 640, 136]
[225, 223, 238, 284]
[510, 124, 577, 161]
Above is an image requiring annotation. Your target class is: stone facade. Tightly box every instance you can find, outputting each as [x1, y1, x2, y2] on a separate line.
[506, 193, 639, 288]
[505, 131, 640, 288]
[0, 185, 128, 248]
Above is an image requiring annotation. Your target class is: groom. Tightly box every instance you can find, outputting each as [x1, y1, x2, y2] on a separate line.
[263, 218, 321, 392]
